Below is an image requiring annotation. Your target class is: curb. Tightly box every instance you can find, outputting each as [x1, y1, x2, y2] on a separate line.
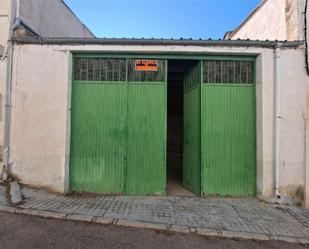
[0, 204, 308, 245]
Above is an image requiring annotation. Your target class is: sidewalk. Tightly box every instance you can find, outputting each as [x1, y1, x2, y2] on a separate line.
[0, 185, 308, 244]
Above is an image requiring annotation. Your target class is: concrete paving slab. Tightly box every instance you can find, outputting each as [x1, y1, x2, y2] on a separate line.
[93, 217, 114, 224]
[169, 224, 190, 234]
[0, 185, 308, 244]
[117, 219, 169, 231]
[67, 214, 94, 222]
[19, 209, 68, 219]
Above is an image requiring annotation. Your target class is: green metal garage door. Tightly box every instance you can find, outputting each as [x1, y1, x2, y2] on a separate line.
[183, 62, 201, 195]
[201, 57, 256, 196]
[70, 57, 166, 195]
[126, 59, 166, 195]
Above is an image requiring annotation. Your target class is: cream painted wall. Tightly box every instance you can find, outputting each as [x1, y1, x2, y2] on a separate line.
[9, 43, 309, 206]
[10, 45, 70, 192]
[0, 0, 10, 45]
[231, 0, 288, 40]
[230, 0, 304, 41]
[256, 50, 275, 198]
[0, 0, 94, 161]
[18, 0, 94, 38]
[279, 49, 308, 200]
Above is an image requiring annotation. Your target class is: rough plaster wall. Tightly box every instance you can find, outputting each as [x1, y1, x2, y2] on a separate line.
[257, 50, 276, 198]
[10, 45, 69, 192]
[295, 0, 306, 41]
[279, 48, 309, 200]
[19, 0, 94, 38]
[9, 44, 307, 201]
[0, 60, 5, 146]
[285, 0, 302, 41]
[305, 90, 309, 207]
[305, 0, 309, 79]
[256, 48, 309, 202]
[232, 0, 287, 41]
[0, 0, 10, 45]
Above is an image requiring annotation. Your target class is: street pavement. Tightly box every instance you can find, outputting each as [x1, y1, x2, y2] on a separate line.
[0, 185, 309, 245]
[0, 211, 308, 249]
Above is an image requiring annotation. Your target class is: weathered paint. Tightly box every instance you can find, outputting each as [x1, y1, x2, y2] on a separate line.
[126, 83, 166, 195]
[70, 82, 127, 193]
[70, 57, 167, 195]
[0, 0, 94, 157]
[183, 63, 201, 195]
[229, 0, 303, 41]
[201, 84, 256, 196]
[9, 44, 309, 206]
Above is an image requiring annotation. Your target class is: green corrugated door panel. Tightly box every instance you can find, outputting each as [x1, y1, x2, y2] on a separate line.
[201, 85, 256, 196]
[126, 83, 166, 195]
[70, 83, 127, 193]
[182, 62, 201, 195]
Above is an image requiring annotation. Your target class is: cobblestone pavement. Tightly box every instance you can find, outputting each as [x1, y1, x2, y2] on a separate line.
[0, 185, 309, 244]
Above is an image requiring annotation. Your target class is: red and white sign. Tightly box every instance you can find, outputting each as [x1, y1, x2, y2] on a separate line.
[135, 60, 158, 71]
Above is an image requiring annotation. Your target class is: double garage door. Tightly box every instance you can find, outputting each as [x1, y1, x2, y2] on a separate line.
[70, 55, 256, 196]
[70, 58, 166, 195]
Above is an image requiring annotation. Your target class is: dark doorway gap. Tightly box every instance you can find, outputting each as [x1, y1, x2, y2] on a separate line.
[166, 60, 196, 197]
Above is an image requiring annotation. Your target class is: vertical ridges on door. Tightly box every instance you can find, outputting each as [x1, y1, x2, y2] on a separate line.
[126, 83, 166, 195]
[70, 56, 167, 195]
[183, 62, 201, 195]
[201, 85, 256, 196]
[70, 83, 127, 193]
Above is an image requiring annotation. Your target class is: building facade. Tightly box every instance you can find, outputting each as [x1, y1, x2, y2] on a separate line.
[8, 38, 309, 206]
[225, 0, 307, 41]
[0, 0, 94, 158]
[224, 0, 309, 208]
[1, 0, 309, 208]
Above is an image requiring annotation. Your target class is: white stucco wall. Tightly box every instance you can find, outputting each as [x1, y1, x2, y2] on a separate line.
[230, 0, 304, 41]
[279, 49, 308, 200]
[9, 43, 309, 206]
[0, 60, 6, 148]
[252, 47, 309, 201]
[0, 0, 95, 160]
[10, 45, 70, 192]
[18, 0, 94, 38]
[0, 0, 10, 45]
[231, 0, 288, 41]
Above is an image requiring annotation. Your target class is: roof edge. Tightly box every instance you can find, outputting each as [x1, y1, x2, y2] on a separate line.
[18, 20, 40, 37]
[11, 37, 304, 48]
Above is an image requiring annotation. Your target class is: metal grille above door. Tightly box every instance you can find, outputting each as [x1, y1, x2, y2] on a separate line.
[127, 59, 165, 82]
[74, 58, 126, 82]
[203, 60, 254, 84]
